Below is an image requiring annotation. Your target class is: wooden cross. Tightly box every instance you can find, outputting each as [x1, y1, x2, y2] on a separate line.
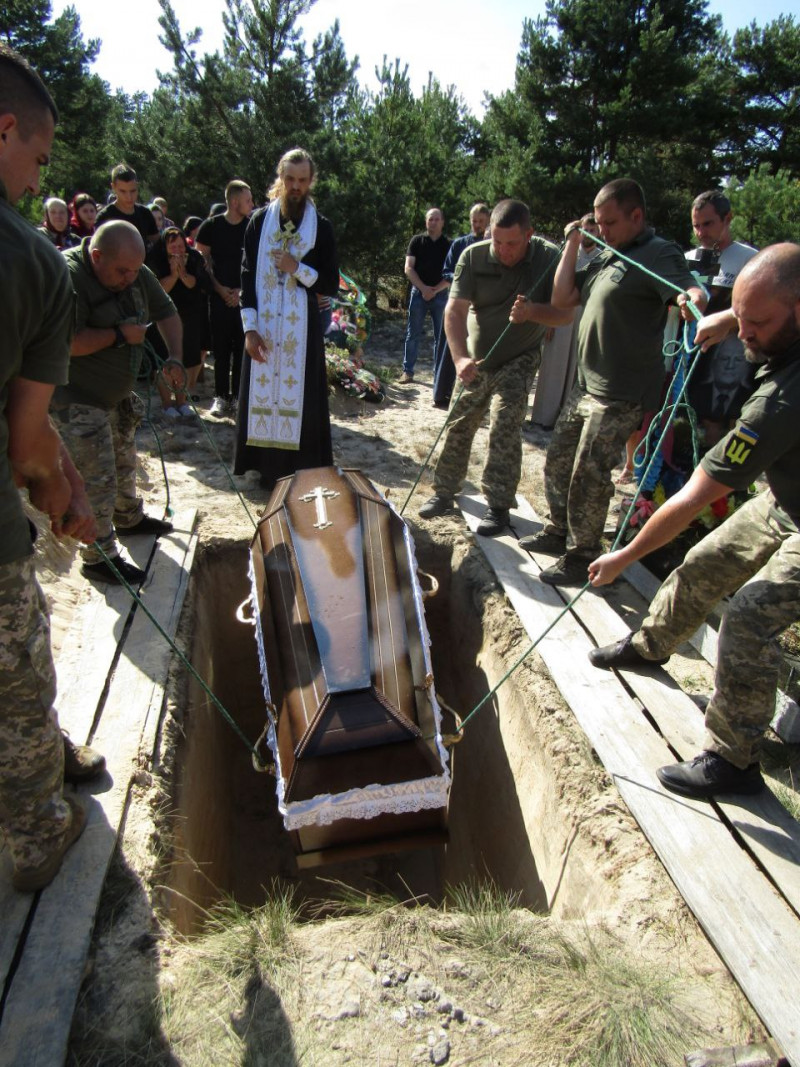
[299, 486, 339, 530]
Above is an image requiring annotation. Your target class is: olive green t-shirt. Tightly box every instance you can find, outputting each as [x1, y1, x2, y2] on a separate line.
[575, 228, 698, 408]
[0, 180, 75, 565]
[450, 237, 559, 371]
[56, 240, 176, 410]
[701, 341, 800, 530]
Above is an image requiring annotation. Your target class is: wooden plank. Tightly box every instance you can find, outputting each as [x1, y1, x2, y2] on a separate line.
[0, 534, 160, 1000]
[0, 512, 196, 1067]
[509, 497, 800, 919]
[459, 491, 800, 1066]
[54, 530, 158, 745]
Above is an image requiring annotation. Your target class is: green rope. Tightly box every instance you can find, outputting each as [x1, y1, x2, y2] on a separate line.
[92, 542, 269, 770]
[399, 239, 567, 515]
[136, 340, 175, 519]
[439, 321, 704, 743]
[146, 348, 259, 530]
[578, 228, 704, 321]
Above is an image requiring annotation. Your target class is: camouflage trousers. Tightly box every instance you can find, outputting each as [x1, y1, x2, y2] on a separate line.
[633, 490, 800, 768]
[433, 351, 539, 511]
[54, 395, 145, 564]
[543, 386, 643, 557]
[0, 556, 70, 867]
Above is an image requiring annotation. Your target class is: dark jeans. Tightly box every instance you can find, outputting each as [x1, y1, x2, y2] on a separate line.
[210, 295, 244, 399]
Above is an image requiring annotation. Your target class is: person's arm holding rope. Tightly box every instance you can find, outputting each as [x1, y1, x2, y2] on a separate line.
[588, 466, 731, 586]
[551, 222, 584, 309]
[694, 307, 738, 351]
[675, 286, 708, 322]
[156, 311, 185, 391]
[444, 296, 478, 384]
[71, 321, 148, 355]
[7, 377, 96, 543]
[509, 295, 574, 327]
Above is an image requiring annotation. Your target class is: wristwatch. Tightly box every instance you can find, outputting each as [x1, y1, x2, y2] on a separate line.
[113, 326, 127, 347]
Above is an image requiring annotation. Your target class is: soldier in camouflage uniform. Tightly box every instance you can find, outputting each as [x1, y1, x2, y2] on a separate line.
[53, 392, 145, 566]
[418, 200, 572, 537]
[588, 243, 800, 799]
[55, 222, 183, 584]
[0, 46, 102, 891]
[521, 179, 706, 584]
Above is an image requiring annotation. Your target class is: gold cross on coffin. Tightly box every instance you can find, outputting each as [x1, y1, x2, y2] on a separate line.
[299, 486, 340, 530]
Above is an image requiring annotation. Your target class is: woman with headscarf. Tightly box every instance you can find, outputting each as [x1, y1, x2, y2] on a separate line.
[69, 192, 98, 239]
[146, 226, 213, 416]
[38, 197, 79, 250]
[148, 203, 166, 233]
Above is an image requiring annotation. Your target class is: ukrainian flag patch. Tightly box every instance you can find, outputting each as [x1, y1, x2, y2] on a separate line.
[725, 422, 759, 465]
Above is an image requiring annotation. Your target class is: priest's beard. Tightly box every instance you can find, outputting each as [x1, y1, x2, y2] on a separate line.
[281, 189, 308, 224]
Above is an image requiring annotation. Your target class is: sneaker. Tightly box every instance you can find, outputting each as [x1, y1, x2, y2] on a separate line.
[657, 750, 764, 799]
[210, 396, 227, 417]
[418, 494, 455, 519]
[589, 632, 670, 670]
[123, 514, 174, 537]
[518, 529, 566, 555]
[163, 406, 180, 419]
[177, 403, 194, 417]
[63, 733, 106, 784]
[476, 507, 510, 537]
[12, 795, 87, 892]
[539, 553, 592, 587]
[81, 557, 147, 586]
[398, 372, 415, 384]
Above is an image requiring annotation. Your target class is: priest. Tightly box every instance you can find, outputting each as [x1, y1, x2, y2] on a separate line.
[234, 148, 339, 488]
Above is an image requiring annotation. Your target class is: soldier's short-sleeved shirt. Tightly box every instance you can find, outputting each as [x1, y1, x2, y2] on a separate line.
[701, 340, 800, 531]
[0, 179, 75, 565]
[575, 228, 698, 408]
[56, 239, 176, 410]
[450, 237, 559, 372]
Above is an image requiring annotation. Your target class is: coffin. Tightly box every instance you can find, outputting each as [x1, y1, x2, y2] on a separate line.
[249, 466, 451, 866]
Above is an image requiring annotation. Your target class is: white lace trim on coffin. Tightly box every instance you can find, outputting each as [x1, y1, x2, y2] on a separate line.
[248, 501, 451, 832]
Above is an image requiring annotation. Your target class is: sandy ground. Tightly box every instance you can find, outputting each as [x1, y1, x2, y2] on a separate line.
[31, 312, 774, 1063]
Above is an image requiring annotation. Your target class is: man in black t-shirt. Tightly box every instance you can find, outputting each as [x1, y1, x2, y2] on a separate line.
[196, 179, 254, 416]
[95, 163, 159, 249]
[588, 243, 800, 800]
[400, 207, 450, 384]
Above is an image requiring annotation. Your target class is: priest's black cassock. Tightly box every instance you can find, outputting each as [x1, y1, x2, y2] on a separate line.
[234, 203, 338, 488]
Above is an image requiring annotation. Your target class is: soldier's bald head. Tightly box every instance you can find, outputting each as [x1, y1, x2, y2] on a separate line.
[737, 243, 800, 306]
[89, 221, 145, 291]
[733, 243, 800, 364]
[89, 220, 145, 260]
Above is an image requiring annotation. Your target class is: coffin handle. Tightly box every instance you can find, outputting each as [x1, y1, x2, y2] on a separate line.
[252, 724, 277, 775]
[437, 693, 464, 747]
[236, 596, 255, 625]
[418, 569, 439, 601]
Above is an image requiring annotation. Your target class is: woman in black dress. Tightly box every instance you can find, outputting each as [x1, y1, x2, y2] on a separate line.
[147, 226, 213, 416]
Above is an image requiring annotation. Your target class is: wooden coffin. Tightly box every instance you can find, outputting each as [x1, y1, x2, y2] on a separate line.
[249, 466, 450, 866]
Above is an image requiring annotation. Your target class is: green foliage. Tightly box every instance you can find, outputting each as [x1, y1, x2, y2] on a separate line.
[728, 166, 800, 247]
[0, 0, 116, 203]
[7, 0, 797, 285]
[479, 0, 733, 240]
[726, 16, 800, 176]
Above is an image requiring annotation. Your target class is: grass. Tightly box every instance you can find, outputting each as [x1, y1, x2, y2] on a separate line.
[438, 882, 707, 1067]
[767, 775, 800, 820]
[70, 876, 741, 1067]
